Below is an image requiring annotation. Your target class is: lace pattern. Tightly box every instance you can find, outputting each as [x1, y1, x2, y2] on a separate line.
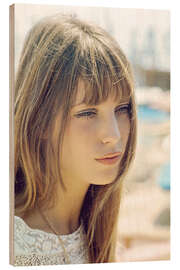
[14, 216, 89, 266]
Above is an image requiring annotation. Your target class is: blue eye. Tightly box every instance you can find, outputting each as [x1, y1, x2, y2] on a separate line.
[75, 110, 96, 119]
[115, 104, 130, 116]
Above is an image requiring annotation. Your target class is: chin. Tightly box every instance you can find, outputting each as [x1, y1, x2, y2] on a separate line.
[90, 175, 117, 186]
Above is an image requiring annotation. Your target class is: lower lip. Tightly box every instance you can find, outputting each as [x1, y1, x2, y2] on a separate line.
[95, 156, 121, 165]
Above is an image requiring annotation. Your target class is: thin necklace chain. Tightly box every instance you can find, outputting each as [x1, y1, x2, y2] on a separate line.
[38, 208, 70, 264]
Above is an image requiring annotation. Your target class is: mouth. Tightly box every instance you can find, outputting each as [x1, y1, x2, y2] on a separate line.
[95, 152, 122, 165]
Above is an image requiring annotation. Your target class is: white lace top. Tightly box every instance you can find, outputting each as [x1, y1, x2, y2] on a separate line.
[13, 216, 89, 266]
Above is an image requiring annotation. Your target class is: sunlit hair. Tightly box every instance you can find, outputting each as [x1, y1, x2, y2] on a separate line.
[14, 14, 137, 263]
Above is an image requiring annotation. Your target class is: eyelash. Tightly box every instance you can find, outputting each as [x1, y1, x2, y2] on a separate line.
[115, 104, 130, 116]
[75, 110, 96, 119]
[75, 104, 130, 120]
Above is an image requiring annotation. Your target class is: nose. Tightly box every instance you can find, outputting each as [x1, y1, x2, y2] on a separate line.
[100, 115, 121, 145]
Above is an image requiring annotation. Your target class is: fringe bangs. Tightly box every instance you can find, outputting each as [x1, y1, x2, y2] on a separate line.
[72, 40, 132, 106]
[14, 14, 137, 263]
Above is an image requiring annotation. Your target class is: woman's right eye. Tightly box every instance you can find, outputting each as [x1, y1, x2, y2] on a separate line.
[74, 110, 97, 119]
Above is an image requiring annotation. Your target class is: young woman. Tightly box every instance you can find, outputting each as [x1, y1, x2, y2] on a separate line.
[13, 14, 137, 266]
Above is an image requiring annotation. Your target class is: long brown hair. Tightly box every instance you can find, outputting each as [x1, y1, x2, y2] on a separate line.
[14, 14, 137, 263]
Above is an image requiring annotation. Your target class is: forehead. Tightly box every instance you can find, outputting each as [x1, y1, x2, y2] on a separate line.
[73, 79, 131, 106]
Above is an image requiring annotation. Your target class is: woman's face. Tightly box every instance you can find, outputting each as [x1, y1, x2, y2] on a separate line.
[53, 80, 131, 188]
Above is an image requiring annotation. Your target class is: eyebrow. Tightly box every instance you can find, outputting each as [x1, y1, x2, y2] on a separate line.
[71, 101, 86, 108]
[72, 98, 131, 108]
[117, 98, 131, 104]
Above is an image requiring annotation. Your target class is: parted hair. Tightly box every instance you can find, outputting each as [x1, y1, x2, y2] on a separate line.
[14, 14, 137, 263]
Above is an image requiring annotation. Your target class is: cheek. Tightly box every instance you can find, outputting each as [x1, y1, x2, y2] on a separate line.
[63, 119, 97, 151]
[71, 118, 97, 135]
[118, 116, 131, 143]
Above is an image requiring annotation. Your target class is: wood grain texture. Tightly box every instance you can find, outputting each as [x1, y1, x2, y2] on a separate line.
[9, 4, 15, 266]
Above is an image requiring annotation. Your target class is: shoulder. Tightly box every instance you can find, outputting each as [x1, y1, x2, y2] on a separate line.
[14, 215, 33, 256]
[14, 216, 66, 265]
[13, 216, 89, 265]
[14, 216, 61, 255]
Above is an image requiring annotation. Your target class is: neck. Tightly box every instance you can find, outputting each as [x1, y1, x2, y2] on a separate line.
[44, 180, 89, 234]
[22, 179, 90, 235]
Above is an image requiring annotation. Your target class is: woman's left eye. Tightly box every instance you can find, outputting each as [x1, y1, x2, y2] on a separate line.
[115, 104, 130, 115]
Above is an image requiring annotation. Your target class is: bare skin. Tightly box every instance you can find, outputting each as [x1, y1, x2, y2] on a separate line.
[21, 180, 89, 235]
[19, 80, 130, 235]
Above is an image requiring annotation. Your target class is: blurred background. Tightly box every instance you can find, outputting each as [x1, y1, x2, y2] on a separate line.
[14, 4, 170, 262]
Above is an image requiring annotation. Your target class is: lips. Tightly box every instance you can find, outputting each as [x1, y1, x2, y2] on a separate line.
[95, 152, 122, 165]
